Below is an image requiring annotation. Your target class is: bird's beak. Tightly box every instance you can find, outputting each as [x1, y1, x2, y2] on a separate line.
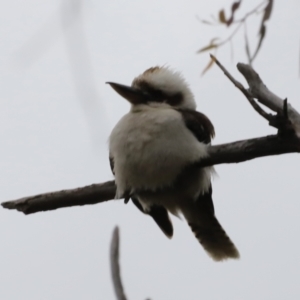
[106, 82, 149, 105]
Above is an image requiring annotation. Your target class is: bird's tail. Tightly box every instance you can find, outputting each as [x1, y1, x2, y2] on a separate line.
[181, 192, 239, 261]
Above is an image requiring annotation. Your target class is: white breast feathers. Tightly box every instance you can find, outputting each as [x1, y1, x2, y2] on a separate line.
[109, 104, 209, 198]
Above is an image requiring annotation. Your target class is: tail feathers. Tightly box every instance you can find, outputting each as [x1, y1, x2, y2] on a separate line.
[188, 215, 239, 261]
[181, 190, 239, 261]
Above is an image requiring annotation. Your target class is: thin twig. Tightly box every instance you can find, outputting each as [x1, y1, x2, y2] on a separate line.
[210, 54, 273, 122]
[217, 22, 243, 47]
[233, 1, 268, 24]
[110, 227, 127, 300]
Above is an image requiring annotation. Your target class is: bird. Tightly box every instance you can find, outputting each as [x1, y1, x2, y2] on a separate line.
[107, 66, 239, 261]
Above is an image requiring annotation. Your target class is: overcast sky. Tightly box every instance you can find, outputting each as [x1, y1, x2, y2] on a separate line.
[1, 0, 300, 299]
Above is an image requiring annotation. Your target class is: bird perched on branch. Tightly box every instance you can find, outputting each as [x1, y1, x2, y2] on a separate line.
[107, 66, 239, 261]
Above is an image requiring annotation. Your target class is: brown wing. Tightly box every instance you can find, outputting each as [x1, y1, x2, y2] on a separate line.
[177, 108, 215, 144]
[131, 197, 173, 238]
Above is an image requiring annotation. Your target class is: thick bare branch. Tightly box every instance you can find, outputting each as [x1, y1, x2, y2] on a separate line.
[2, 135, 300, 215]
[237, 63, 300, 135]
[110, 227, 128, 300]
[201, 135, 300, 166]
[1, 181, 116, 214]
[237, 63, 286, 112]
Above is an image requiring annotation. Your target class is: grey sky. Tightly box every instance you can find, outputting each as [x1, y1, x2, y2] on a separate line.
[1, 0, 300, 299]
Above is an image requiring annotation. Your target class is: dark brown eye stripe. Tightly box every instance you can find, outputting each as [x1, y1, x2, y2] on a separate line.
[166, 92, 183, 106]
[135, 80, 183, 106]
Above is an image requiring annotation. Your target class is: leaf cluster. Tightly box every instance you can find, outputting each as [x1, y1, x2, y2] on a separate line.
[198, 0, 273, 75]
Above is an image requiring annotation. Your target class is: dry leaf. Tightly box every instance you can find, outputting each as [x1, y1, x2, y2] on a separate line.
[226, 0, 242, 26]
[219, 10, 226, 23]
[197, 44, 218, 53]
[201, 57, 215, 76]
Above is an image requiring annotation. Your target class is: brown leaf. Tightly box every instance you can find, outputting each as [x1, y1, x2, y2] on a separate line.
[226, 0, 242, 26]
[250, 0, 272, 63]
[201, 57, 215, 76]
[197, 44, 218, 53]
[219, 9, 226, 24]
[262, 0, 273, 23]
[231, 0, 242, 13]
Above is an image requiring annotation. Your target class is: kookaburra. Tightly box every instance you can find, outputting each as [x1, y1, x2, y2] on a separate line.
[107, 66, 239, 261]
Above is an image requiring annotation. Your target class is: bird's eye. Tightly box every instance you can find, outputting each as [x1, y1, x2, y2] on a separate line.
[166, 92, 183, 106]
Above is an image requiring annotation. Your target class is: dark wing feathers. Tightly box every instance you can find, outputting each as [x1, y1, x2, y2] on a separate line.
[177, 109, 215, 144]
[131, 197, 173, 238]
[148, 205, 173, 238]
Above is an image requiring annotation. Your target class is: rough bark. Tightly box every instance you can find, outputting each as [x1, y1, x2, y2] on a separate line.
[2, 135, 300, 215]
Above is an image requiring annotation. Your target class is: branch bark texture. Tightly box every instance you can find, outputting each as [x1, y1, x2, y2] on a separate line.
[2, 181, 116, 214]
[2, 135, 300, 215]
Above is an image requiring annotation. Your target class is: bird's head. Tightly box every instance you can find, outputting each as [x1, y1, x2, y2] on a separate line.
[107, 66, 196, 110]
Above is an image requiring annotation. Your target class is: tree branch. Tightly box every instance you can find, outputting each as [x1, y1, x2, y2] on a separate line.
[110, 226, 128, 300]
[1, 181, 116, 214]
[2, 135, 300, 215]
[237, 62, 285, 112]
[237, 63, 300, 135]
[2, 60, 300, 215]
